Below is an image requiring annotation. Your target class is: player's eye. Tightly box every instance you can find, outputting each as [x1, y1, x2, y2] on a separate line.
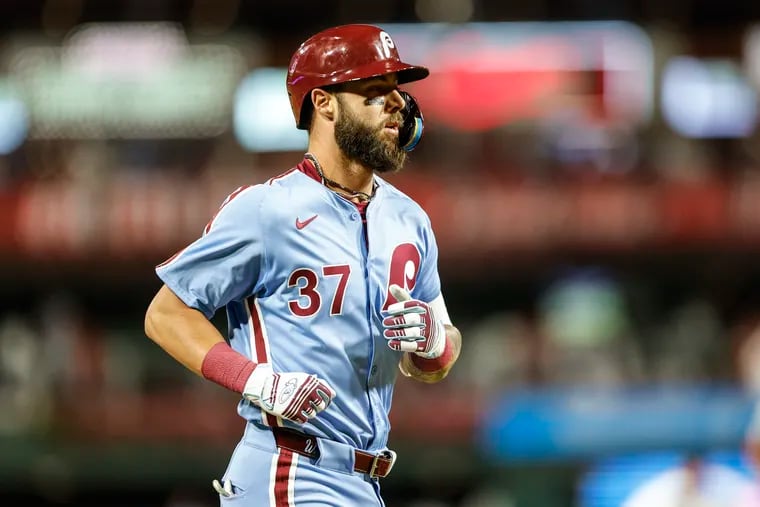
[363, 85, 398, 105]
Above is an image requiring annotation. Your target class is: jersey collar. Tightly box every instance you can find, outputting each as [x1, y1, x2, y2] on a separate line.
[297, 157, 322, 183]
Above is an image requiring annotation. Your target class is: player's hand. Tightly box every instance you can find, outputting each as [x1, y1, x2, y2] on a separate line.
[382, 285, 447, 359]
[242, 364, 335, 424]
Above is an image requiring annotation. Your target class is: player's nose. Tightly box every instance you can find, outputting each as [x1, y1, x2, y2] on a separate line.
[385, 89, 405, 113]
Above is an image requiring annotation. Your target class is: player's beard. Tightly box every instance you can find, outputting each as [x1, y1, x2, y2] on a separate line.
[334, 98, 406, 174]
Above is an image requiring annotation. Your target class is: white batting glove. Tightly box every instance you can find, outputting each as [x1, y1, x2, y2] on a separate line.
[243, 363, 336, 424]
[212, 478, 233, 498]
[382, 285, 447, 359]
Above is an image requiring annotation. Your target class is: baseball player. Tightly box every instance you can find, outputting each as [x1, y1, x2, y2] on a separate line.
[144, 24, 462, 506]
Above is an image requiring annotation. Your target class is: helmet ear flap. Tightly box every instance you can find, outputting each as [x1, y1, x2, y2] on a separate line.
[398, 91, 424, 152]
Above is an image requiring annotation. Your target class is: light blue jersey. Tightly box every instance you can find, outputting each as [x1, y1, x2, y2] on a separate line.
[156, 159, 441, 453]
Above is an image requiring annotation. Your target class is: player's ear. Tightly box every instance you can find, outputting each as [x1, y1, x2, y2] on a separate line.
[312, 88, 336, 123]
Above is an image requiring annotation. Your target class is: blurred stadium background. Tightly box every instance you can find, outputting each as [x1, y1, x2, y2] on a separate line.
[1, 0, 760, 506]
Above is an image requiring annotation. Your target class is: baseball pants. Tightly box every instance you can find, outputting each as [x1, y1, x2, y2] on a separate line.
[218, 422, 387, 506]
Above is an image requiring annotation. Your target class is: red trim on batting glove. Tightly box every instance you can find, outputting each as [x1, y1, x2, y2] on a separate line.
[201, 342, 257, 394]
[410, 336, 455, 372]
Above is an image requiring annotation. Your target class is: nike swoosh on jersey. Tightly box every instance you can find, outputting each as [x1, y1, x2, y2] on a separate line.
[295, 214, 318, 230]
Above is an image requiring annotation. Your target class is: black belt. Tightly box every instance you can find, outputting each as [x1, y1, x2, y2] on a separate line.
[271, 427, 396, 478]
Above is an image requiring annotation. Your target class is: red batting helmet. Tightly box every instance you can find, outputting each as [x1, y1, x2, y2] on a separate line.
[286, 24, 429, 129]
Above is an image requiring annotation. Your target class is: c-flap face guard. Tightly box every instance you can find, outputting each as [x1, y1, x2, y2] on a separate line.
[398, 91, 424, 152]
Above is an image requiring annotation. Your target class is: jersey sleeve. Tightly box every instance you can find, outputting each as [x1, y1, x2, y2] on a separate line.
[155, 185, 267, 319]
[412, 214, 442, 305]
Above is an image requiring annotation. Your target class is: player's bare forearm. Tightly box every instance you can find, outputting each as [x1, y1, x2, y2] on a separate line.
[144, 284, 226, 376]
[399, 324, 461, 384]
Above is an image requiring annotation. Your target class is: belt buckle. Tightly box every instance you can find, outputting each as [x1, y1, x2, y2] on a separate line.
[369, 449, 397, 478]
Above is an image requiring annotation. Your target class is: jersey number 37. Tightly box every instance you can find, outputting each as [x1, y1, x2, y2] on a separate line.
[287, 243, 421, 318]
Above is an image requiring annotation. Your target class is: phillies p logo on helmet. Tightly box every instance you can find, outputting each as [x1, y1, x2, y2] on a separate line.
[379, 31, 395, 59]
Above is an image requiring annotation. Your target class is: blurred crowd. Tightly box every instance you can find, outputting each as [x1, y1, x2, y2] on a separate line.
[2, 267, 758, 437]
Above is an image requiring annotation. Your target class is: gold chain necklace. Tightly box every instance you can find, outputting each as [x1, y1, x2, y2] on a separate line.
[305, 153, 376, 203]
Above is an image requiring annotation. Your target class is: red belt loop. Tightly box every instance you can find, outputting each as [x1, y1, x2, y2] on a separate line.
[271, 427, 396, 478]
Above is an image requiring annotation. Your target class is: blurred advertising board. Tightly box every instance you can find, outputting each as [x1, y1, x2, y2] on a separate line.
[8, 176, 760, 261]
[8, 23, 246, 138]
[661, 57, 758, 138]
[234, 68, 308, 152]
[386, 21, 654, 131]
[479, 385, 755, 463]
